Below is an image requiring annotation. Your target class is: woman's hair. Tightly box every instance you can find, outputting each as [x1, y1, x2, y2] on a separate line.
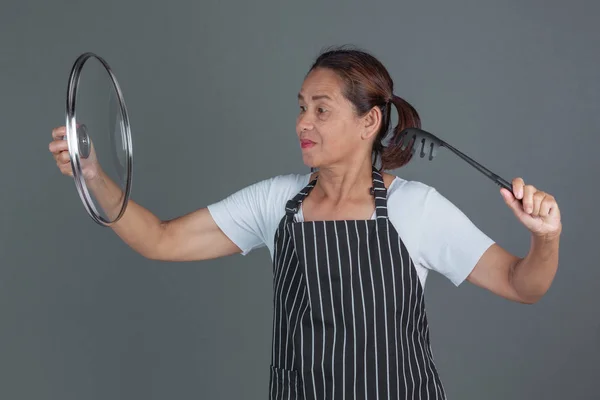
[307, 45, 421, 171]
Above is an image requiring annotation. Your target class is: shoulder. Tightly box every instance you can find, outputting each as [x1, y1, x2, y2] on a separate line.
[382, 175, 438, 255]
[207, 171, 311, 213]
[250, 172, 312, 250]
[261, 172, 312, 203]
[382, 174, 433, 248]
[206, 172, 312, 257]
[384, 173, 434, 206]
[220, 172, 311, 201]
[254, 172, 311, 219]
[385, 174, 468, 224]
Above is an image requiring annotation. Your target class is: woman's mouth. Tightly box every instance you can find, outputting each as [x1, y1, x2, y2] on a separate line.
[300, 139, 315, 149]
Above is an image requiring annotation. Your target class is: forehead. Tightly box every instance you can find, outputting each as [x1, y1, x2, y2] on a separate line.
[298, 68, 345, 101]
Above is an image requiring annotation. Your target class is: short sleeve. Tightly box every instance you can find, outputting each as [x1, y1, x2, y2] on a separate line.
[417, 188, 495, 286]
[206, 178, 274, 255]
[206, 174, 310, 257]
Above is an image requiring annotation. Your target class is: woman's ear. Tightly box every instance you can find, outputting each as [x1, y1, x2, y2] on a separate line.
[361, 106, 383, 140]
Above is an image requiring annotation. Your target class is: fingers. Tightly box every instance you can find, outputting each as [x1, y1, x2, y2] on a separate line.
[55, 153, 73, 176]
[53, 147, 70, 166]
[52, 126, 66, 140]
[500, 187, 528, 220]
[49, 138, 68, 153]
[531, 191, 545, 216]
[58, 162, 74, 177]
[538, 195, 556, 217]
[511, 177, 525, 199]
[55, 150, 70, 164]
[512, 177, 557, 217]
[49, 126, 69, 162]
[50, 126, 73, 176]
[521, 184, 537, 214]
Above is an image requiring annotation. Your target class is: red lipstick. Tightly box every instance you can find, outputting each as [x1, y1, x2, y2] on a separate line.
[300, 139, 315, 149]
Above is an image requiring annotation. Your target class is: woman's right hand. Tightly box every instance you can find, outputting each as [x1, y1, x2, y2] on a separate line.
[49, 125, 101, 181]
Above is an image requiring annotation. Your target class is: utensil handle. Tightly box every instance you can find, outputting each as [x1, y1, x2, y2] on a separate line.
[441, 141, 517, 196]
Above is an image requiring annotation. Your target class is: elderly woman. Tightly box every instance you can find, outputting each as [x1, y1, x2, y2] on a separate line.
[49, 47, 561, 400]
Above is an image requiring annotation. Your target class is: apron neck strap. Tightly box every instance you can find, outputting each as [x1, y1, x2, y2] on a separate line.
[370, 167, 389, 219]
[285, 178, 316, 216]
[285, 166, 389, 219]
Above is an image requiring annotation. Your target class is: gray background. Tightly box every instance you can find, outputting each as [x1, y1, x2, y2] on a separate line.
[1, 0, 598, 399]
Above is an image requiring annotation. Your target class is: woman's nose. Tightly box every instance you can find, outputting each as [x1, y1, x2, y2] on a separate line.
[296, 114, 313, 133]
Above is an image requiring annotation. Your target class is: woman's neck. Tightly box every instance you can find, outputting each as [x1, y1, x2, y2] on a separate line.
[313, 158, 374, 206]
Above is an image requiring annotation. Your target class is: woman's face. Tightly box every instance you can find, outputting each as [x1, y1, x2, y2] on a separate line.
[296, 68, 369, 169]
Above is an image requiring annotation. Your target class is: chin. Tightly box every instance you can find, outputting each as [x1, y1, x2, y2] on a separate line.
[301, 154, 318, 169]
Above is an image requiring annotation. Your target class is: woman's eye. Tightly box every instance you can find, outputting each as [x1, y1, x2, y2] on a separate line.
[298, 105, 327, 114]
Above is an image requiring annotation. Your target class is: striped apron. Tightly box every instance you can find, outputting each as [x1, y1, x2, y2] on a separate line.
[269, 167, 446, 399]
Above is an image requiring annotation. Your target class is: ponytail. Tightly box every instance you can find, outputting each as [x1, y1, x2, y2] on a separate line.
[378, 95, 421, 171]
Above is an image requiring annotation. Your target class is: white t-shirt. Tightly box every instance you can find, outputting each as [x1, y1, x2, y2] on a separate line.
[207, 173, 495, 288]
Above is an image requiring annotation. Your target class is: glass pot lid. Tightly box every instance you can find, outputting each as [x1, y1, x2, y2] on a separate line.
[64, 52, 133, 226]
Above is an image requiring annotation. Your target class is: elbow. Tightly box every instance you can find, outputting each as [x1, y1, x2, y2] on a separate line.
[509, 259, 550, 305]
[138, 246, 163, 261]
[516, 286, 550, 305]
[143, 251, 164, 261]
[140, 221, 170, 261]
[518, 295, 542, 305]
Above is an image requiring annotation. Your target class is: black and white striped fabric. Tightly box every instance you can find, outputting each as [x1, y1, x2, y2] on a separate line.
[269, 167, 446, 400]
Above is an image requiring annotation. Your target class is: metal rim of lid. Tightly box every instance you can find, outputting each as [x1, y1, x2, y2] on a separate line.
[65, 52, 133, 227]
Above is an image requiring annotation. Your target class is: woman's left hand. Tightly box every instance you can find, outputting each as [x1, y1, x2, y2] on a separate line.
[500, 177, 562, 238]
